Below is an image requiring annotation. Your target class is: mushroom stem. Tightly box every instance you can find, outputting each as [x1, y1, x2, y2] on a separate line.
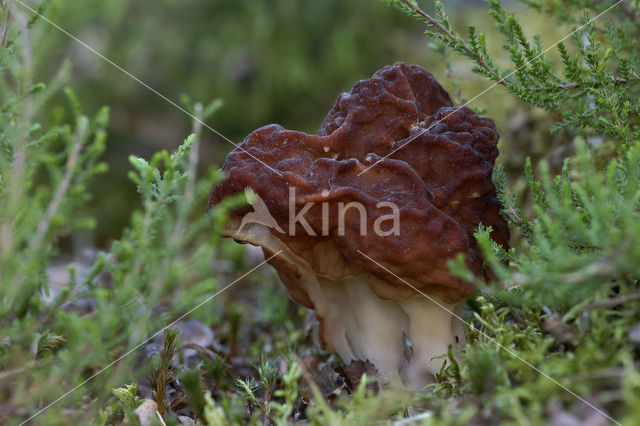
[305, 276, 410, 381]
[303, 269, 467, 389]
[398, 297, 466, 390]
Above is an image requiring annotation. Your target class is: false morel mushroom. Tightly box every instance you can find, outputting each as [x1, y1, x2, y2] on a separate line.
[209, 62, 510, 390]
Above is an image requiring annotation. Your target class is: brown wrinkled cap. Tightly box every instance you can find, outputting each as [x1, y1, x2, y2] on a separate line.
[209, 62, 510, 305]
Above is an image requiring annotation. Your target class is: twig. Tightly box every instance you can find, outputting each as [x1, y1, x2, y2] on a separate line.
[0, 360, 37, 381]
[1, 8, 32, 254]
[30, 122, 86, 251]
[177, 343, 218, 360]
[263, 390, 272, 426]
[184, 103, 202, 209]
[399, 0, 506, 85]
[13, 7, 33, 180]
[186, 102, 203, 204]
[0, 7, 10, 47]
[577, 292, 640, 313]
[169, 102, 203, 250]
[527, 77, 635, 91]
[568, 361, 640, 382]
[511, 253, 619, 289]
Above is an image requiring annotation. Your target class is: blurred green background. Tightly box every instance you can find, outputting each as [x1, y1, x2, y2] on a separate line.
[32, 0, 563, 246]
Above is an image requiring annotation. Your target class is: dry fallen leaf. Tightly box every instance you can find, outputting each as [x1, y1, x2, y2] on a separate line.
[341, 360, 380, 393]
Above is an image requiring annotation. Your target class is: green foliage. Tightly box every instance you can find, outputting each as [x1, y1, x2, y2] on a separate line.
[387, 0, 640, 151]
[0, 5, 238, 423]
[3, 0, 640, 424]
[180, 366, 208, 420]
[488, 139, 640, 309]
[381, 1, 640, 424]
[35, 330, 66, 359]
[235, 376, 260, 416]
[270, 360, 302, 425]
[204, 391, 230, 426]
[112, 382, 144, 409]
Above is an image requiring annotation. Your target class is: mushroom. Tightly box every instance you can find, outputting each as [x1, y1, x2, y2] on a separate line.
[209, 62, 509, 390]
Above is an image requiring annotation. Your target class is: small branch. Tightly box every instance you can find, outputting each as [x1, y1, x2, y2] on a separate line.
[527, 77, 636, 92]
[14, 8, 33, 178]
[30, 123, 86, 251]
[2, 9, 32, 255]
[185, 102, 203, 206]
[169, 102, 203, 250]
[263, 389, 272, 426]
[399, 0, 506, 85]
[568, 361, 640, 382]
[0, 360, 37, 381]
[0, 7, 10, 47]
[177, 343, 217, 360]
[577, 293, 640, 313]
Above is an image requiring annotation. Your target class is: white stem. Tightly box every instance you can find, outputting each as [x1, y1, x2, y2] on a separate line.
[398, 298, 466, 390]
[317, 277, 410, 380]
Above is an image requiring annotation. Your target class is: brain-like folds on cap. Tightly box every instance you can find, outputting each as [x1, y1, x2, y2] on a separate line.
[210, 62, 509, 305]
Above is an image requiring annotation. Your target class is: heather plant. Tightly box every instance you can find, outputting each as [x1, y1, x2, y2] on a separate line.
[387, 0, 640, 152]
[0, 4, 242, 423]
[2, 0, 640, 425]
[381, 0, 640, 423]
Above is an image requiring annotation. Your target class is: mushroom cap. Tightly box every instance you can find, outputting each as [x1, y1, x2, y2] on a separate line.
[209, 62, 509, 305]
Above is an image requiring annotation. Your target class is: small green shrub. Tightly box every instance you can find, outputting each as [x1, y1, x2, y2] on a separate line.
[1, 5, 238, 423]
